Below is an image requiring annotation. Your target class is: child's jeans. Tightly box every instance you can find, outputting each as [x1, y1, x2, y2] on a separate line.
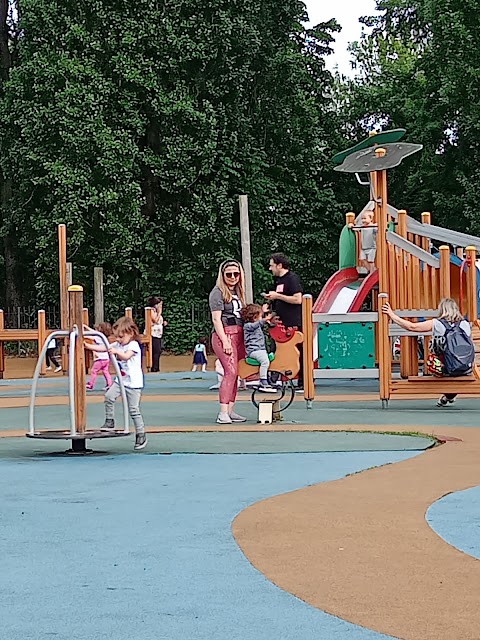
[104, 381, 144, 435]
[248, 349, 270, 380]
[88, 359, 113, 389]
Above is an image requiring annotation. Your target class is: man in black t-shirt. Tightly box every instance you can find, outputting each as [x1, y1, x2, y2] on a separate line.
[265, 253, 303, 328]
[264, 253, 304, 389]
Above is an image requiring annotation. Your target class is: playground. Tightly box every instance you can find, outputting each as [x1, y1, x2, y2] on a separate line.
[1, 372, 480, 639]
[2, 130, 480, 640]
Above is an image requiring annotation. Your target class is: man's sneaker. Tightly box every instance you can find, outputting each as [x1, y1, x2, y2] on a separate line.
[216, 412, 232, 424]
[437, 395, 456, 407]
[134, 434, 148, 450]
[229, 411, 247, 423]
[54, 366, 62, 373]
[258, 380, 277, 393]
[101, 419, 115, 431]
[46, 366, 52, 371]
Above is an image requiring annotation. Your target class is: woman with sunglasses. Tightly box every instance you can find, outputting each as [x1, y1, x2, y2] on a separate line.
[209, 260, 247, 424]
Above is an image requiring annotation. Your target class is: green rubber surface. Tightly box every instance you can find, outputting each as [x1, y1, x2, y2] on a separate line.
[1, 431, 434, 458]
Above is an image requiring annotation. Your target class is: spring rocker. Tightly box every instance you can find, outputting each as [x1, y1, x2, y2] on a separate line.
[237, 295, 315, 423]
[330, 129, 480, 406]
[27, 285, 131, 454]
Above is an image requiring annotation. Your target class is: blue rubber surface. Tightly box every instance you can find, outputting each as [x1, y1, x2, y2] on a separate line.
[0, 451, 419, 640]
[426, 486, 480, 560]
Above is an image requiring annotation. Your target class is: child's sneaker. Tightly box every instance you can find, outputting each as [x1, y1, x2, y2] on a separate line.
[101, 419, 115, 431]
[258, 380, 276, 393]
[229, 411, 247, 423]
[46, 366, 52, 371]
[86, 384, 93, 391]
[216, 412, 232, 424]
[54, 366, 62, 373]
[437, 395, 455, 407]
[134, 434, 148, 450]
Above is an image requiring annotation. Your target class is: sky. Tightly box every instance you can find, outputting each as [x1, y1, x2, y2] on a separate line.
[303, 0, 378, 76]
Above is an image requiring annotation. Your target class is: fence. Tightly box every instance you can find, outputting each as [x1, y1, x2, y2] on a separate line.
[1, 302, 212, 356]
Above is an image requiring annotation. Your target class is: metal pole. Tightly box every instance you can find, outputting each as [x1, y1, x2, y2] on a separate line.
[239, 194, 254, 304]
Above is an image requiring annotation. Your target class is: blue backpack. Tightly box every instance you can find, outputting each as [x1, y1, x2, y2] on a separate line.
[440, 319, 475, 376]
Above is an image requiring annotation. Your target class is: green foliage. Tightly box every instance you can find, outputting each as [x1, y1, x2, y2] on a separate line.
[338, 0, 480, 237]
[0, 0, 344, 348]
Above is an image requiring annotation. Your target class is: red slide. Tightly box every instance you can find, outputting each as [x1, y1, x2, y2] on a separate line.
[347, 269, 379, 312]
[313, 267, 359, 312]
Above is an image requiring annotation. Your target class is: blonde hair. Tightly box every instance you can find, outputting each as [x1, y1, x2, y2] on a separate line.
[215, 260, 246, 305]
[437, 298, 464, 323]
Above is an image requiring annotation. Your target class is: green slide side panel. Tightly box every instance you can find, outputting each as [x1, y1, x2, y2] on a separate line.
[317, 322, 376, 369]
[339, 225, 357, 270]
[332, 129, 406, 165]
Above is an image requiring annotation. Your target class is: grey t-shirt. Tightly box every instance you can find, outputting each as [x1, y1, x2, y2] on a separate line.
[243, 319, 267, 355]
[209, 287, 243, 327]
[361, 226, 377, 250]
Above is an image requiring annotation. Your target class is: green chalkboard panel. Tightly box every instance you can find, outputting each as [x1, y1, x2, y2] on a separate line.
[318, 322, 375, 369]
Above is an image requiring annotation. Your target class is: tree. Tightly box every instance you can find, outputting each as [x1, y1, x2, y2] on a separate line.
[0, 0, 345, 349]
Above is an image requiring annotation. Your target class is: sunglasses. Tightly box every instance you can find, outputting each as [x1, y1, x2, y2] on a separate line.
[224, 271, 240, 279]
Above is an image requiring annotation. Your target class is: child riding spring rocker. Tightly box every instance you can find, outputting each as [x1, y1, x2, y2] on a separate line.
[237, 322, 303, 422]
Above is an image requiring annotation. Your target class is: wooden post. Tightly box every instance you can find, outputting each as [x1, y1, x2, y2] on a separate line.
[144, 307, 153, 371]
[396, 210, 410, 378]
[301, 294, 314, 406]
[125, 307, 133, 319]
[58, 224, 68, 372]
[374, 167, 389, 295]
[466, 246, 478, 322]
[378, 293, 391, 407]
[0, 309, 4, 379]
[66, 262, 73, 287]
[68, 286, 86, 437]
[439, 245, 451, 299]
[38, 310, 47, 377]
[94, 267, 104, 324]
[345, 212, 355, 226]
[239, 195, 254, 304]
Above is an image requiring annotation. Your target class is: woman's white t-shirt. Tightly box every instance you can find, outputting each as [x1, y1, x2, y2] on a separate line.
[113, 339, 143, 388]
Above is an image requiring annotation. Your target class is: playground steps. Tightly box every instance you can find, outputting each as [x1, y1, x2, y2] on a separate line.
[391, 374, 479, 395]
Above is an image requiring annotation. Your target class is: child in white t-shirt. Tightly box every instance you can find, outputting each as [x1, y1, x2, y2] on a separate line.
[89, 316, 147, 450]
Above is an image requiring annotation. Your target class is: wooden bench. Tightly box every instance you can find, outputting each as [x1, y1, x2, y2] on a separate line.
[391, 374, 480, 395]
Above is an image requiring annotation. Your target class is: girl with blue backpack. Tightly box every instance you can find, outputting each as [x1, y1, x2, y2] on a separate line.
[382, 298, 475, 407]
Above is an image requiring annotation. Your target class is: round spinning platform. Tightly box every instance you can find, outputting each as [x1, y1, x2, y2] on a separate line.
[26, 430, 131, 455]
[26, 430, 131, 440]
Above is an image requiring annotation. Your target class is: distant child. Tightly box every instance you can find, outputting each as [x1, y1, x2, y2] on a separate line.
[209, 358, 224, 390]
[209, 358, 247, 391]
[192, 337, 208, 372]
[84, 322, 113, 391]
[89, 316, 147, 450]
[46, 337, 62, 373]
[350, 210, 377, 273]
[240, 303, 276, 393]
